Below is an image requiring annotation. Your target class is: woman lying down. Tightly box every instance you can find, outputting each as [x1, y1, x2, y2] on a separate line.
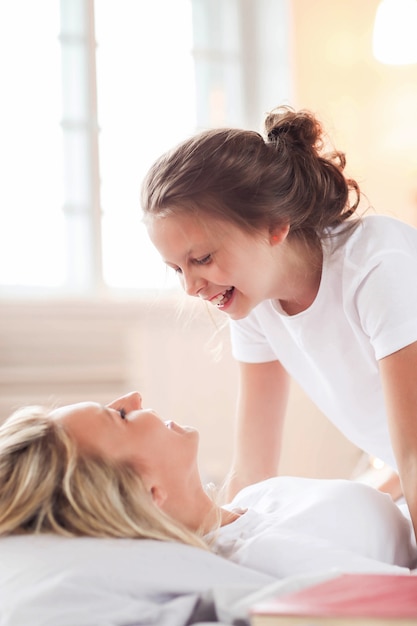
[1, 391, 416, 578]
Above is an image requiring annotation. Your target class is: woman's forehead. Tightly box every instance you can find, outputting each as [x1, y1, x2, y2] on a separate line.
[49, 402, 101, 422]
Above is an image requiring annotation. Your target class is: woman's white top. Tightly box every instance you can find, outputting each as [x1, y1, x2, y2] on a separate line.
[230, 215, 417, 469]
[207, 476, 417, 578]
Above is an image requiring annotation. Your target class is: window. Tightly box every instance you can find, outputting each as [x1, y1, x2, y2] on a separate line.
[0, 0, 291, 296]
[0, 1, 65, 289]
[95, 0, 196, 290]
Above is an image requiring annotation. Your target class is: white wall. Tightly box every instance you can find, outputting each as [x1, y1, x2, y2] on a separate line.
[0, 297, 362, 485]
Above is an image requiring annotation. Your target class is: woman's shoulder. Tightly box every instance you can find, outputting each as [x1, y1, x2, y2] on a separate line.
[231, 476, 400, 511]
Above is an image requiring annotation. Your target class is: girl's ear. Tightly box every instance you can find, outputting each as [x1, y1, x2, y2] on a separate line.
[269, 223, 290, 245]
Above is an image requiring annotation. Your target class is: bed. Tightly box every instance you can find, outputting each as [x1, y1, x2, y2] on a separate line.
[0, 534, 275, 625]
[0, 532, 416, 626]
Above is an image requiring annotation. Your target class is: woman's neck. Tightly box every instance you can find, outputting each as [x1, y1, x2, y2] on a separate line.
[220, 507, 242, 527]
[170, 483, 242, 535]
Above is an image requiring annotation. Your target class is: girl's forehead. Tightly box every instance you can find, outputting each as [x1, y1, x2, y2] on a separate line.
[148, 213, 216, 248]
[148, 211, 239, 242]
[149, 209, 211, 227]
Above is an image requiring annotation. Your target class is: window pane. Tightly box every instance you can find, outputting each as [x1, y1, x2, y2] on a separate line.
[95, 0, 196, 290]
[0, 1, 65, 287]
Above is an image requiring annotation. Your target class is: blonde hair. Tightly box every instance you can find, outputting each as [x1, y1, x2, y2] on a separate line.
[0, 407, 207, 549]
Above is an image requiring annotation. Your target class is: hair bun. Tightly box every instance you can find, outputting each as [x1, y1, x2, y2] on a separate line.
[267, 127, 284, 143]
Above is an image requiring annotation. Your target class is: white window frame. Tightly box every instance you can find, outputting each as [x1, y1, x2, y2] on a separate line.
[60, 0, 104, 294]
[0, 0, 291, 298]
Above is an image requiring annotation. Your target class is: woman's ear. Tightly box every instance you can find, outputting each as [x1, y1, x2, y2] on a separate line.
[150, 484, 167, 508]
[269, 223, 290, 245]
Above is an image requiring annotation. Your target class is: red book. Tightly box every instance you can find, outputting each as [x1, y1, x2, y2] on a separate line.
[250, 573, 417, 626]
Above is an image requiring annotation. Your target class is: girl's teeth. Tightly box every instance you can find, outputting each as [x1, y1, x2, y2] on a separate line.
[211, 292, 226, 306]
[211, 288, 233, 307]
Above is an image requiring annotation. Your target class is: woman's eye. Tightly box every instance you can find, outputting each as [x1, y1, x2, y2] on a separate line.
[196, 254, 212, 266]
[119, 408, 126, 420]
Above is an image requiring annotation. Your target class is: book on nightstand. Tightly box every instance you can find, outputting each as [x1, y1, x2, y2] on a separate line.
[250, 573, 417, 626]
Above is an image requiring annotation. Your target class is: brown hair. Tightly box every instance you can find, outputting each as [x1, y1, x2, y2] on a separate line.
[141, 106, 360, 247]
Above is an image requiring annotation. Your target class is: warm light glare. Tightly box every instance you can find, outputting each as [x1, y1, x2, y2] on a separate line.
[370, 456, 386, 470]
[373, 0, 417, 65]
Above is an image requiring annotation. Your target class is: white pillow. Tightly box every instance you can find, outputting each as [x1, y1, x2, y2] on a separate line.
[0, 535, 274, 626]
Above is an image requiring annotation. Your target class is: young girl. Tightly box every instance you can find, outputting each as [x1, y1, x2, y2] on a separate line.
[0, 392, 416, 577]
[141, 106, 417, 541]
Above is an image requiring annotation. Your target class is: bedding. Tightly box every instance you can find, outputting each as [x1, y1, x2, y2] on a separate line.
[0, 534, 415, 626]
[0, 534, 273, 626]
[1, 478, 416, 625]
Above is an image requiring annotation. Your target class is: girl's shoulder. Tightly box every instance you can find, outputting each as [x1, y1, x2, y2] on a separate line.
[353, 213, 417, 244]
[360, 213, 417, 238]
[330, 214, 417, 266]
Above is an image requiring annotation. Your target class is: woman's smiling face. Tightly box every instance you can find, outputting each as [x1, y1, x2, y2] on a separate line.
[50, 393, 200, 494]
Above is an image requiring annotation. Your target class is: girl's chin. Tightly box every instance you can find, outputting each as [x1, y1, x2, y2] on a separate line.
[222, 293, 256, 320]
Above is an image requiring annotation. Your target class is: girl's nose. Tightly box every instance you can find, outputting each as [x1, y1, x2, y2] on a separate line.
[182, 269, 206, 297]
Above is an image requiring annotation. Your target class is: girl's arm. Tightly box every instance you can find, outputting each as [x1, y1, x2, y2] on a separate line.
[225, 359, 290, 500]
[374, 470, 403, 501]
[379, 339, 417, 541]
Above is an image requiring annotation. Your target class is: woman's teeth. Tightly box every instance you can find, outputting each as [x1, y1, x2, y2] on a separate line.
[211, 287, 234, 307]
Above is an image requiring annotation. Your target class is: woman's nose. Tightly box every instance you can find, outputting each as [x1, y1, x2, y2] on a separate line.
[109, 391, 142, 412]
[125, 391, 142, 410]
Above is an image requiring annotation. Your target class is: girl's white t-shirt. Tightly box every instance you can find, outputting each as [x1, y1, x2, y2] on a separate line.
[230, 215, 417, 469]
[207, 476, 417, 579]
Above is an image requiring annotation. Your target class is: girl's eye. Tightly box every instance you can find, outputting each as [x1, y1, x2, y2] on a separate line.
[119, 408, 126, 420]
[196, 254, 212, 266]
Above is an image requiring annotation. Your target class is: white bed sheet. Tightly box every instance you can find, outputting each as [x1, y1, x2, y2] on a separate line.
[0, 534, 274, 626]
[1, 532, 415, 626]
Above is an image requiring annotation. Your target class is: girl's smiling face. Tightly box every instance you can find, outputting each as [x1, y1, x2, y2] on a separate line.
[147, 212, 288, 320]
